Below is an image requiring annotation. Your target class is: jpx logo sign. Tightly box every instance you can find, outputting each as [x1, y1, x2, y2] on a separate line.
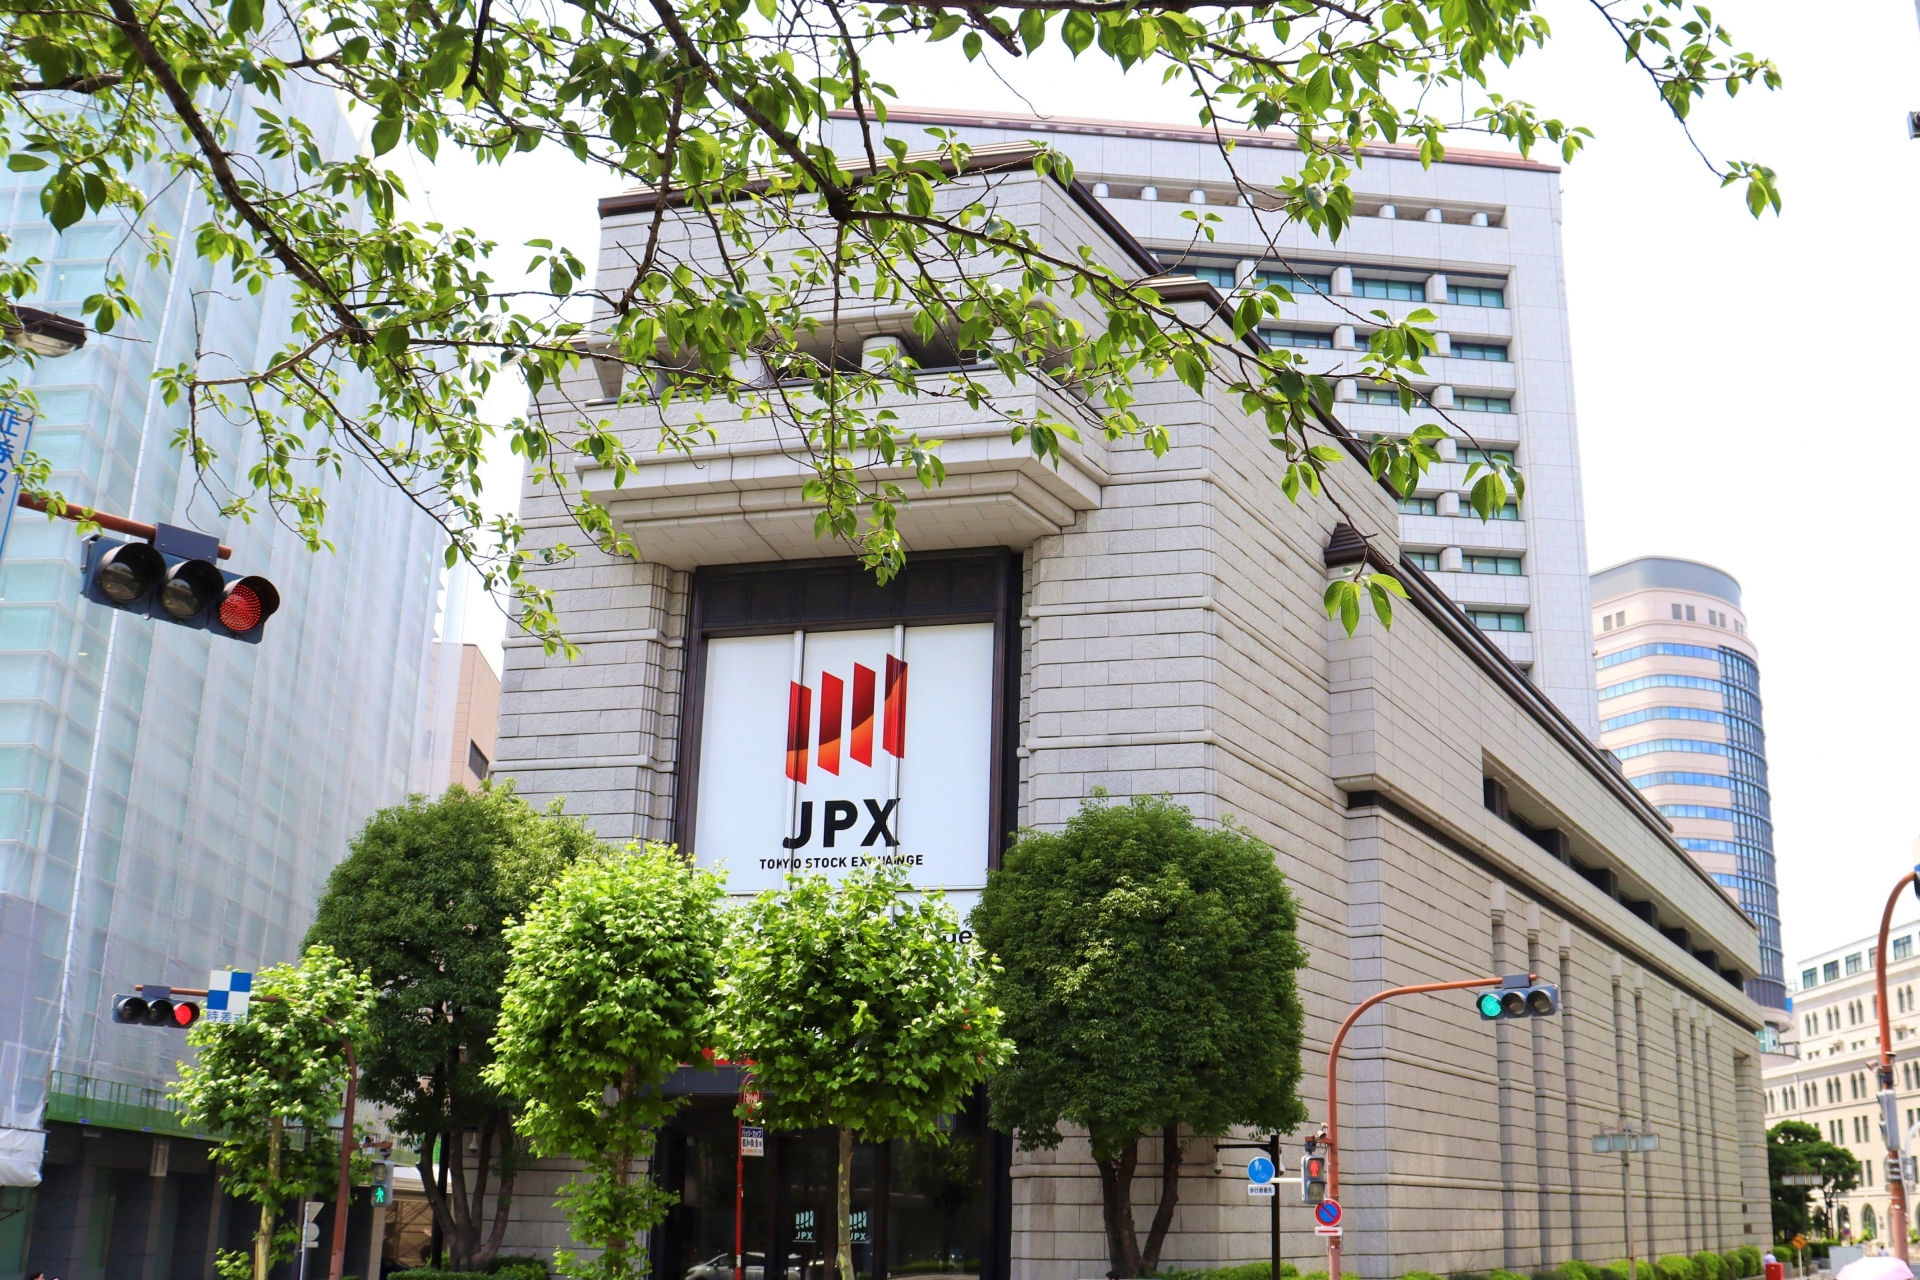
[781, 653, 906, 851]
[694, 624, 992, 901]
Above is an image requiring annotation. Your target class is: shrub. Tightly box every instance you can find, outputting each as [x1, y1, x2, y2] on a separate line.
[1156, 1265, 1298, 1280]
[1596, 1263, 1632, 1280]
[1656, 1255, 1699, 1280]
[1693, 1250, 1725, 1280]
[1404, 1271, 1445, 1280]
[1720, 1249, 1755, 1278]
[1551, 1262, 1602, 1280]
[395, 1263, 547, 1280]
[1490, 1269, 1531, 1280]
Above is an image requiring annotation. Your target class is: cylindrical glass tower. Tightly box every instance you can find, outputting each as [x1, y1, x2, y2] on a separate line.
[1590, 556, 1785, 1013]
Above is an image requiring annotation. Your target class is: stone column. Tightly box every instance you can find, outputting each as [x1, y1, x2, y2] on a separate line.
[1559, 923, 1585, 1260]
[1493, 881, 1519, 1270]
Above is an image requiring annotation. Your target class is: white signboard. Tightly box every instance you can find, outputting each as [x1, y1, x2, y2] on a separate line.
[694, 623, 994, 897]
[204, 969, 252, 1023]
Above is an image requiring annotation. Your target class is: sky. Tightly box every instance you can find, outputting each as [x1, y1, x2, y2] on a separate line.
[404, 0, 1920, 967]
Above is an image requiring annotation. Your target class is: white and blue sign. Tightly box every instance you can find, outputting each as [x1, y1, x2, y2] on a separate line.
[205, 969, 252, 1023]
[1315, 1199, 1343, 1228]
[0, 403, 33, 564]
[1247, 1156, 1275, 1184]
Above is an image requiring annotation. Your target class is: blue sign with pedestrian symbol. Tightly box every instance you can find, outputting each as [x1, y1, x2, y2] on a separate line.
[1315, 1199, 1342, 1227]
[1247, 1156, 1275, 1185]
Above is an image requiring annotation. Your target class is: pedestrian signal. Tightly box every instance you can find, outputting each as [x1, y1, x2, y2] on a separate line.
[1301, 1141, 1327, 1204]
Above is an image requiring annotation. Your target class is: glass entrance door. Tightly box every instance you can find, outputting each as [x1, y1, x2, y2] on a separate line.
[655, 1097, 990, 1280]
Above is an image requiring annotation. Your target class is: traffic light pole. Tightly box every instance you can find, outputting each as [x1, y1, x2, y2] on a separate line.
[16, 492, 233, 558]
[1323, 974, 1509, 1280]
[1874, 871, 1915, 1265]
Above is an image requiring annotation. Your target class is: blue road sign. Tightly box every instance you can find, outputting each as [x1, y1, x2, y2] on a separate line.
[1315, 1199, 1342, 1227]
[1246, 1156, 1275, 1185]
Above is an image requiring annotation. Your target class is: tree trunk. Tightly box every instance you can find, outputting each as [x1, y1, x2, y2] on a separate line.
[837, 1126, 856, 1280]
[1140, 1124, 1183, 1274]
[255, 1116, 283, 1280]
[1094, 1139, 1143, 1278]
[477, 1110, 518, 1271]
[418, 1132, 452, 1266]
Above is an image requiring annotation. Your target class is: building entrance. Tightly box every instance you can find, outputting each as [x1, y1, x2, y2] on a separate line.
[651, 1092, 1001, 1280]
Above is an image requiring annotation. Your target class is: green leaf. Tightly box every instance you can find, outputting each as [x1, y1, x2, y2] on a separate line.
[370, 113, 402, 157]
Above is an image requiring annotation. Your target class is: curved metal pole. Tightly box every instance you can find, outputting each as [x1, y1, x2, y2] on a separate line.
[1876, 874, 1915, 1264]
[1324, 975, 1509, 1280]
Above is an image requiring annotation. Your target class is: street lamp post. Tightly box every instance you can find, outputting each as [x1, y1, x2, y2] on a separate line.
[1872, 866, 1919, 1264]
[1593, 1127, 1661, 1280]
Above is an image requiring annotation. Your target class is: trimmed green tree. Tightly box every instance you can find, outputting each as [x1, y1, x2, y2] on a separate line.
[720, 866, 1012, 1280]
[972, 793, 1309, 1277]
[305, 781, 599, 1271]
[485, 842, 728, 1280]
[1767, 1119, 1860, 1242]
[171, 943, 375, 1280]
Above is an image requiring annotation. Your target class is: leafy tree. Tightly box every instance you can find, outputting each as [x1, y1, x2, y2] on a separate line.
[305, 781, 600, 1272]
[1767, 1120, 1860, 1242]
[2, 0, 1781, 646]
[720, 867, 1012, 1280]
[171, 944, 376, 1280]
[972, 793, 1308, 1277]
[485, 842, 729, 1280]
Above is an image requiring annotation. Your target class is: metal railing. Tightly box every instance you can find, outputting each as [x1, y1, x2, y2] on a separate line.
[43, 1070, 207, 1137]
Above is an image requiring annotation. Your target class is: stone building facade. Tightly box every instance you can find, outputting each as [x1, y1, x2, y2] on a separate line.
[490, 148, 1769, 1280]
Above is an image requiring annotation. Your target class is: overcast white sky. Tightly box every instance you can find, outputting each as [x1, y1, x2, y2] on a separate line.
[410, 0, 1920, 967]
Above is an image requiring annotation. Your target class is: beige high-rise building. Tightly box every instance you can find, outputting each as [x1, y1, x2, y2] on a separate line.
[1763, 920, 1920, 1243]
[1591, 557, 1784, 1021]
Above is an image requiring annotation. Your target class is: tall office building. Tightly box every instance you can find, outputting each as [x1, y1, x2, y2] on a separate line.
[1591, 556, 1785, 1016]
[821, 107, 1601, 735]
[0, 80, 444, 1272]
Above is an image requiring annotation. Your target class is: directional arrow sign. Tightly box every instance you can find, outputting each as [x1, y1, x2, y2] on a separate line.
[1315, 1198, 1342, 1228]
[1247, 1156, 1276, 1185]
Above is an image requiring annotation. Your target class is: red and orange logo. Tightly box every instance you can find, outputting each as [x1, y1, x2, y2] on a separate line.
[784, 655, 907, 783]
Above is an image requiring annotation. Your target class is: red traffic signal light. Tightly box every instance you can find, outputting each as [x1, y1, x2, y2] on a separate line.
[82, 533, 280, 643]
[110, 990, 200, 1029]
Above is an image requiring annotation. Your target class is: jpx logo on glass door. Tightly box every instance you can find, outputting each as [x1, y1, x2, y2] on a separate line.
[695, 624, 992, 898]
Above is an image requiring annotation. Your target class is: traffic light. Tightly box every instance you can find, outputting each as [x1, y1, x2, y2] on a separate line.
[371, 1160, 394, 1207]
[1474, 974, 1560, 1021]
[82, 525, 279, 643]
[1301, 1139, 1327, 1204]
[111, 985, 201, 1028]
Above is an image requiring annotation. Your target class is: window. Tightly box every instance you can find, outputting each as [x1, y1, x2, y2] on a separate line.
[1474, 501, 1521, 521]
[1671, 604, 1683, 620]
[1602, 615, 1614, 632]
[1465, 609, 1525, 632]
[1398, 496, 1438, 516]
[1446, 282, 1506, 308]
[1457, 447, 1516, 467]
[1452, 341, 1509, 361]
[1353, 276, 1427, 301]
[1406, 550, 1442, 571]
[1358, 387, 1403, 406]
[1596, 642, 1721, 669]
[1600, 706, 1728, 732]
[1824, 961, 1841, 982]
[1656, 804, 1737, 821]
[1455, 393, 1514, 413]
[1849, 953, 1865, 976]
[1804, 1083, 1815, 1108]
[1464, 555, 1522, 575]
[1897, 935, 1914, 961]
[1613, 611, 1626, 628]
[1609, 738, 1728, 761]
[1597, 675, 1735, 706]
[1628, 771, 1733, 789]
[1189, 265, 1236, 289]
[1804, 968, 1821, 988]
[1686, 605, 1697, 621]
[1263, 328, 1335, 349]
[1258, 270, 1332, 296]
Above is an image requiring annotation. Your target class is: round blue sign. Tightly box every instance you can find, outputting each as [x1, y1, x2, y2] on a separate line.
[1315, 1199, 1342, 1227]
[1246, 1156, 1275, 1185]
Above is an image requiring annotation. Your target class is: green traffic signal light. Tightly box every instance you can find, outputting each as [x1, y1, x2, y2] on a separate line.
[1477, 992, 1503, 1019]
